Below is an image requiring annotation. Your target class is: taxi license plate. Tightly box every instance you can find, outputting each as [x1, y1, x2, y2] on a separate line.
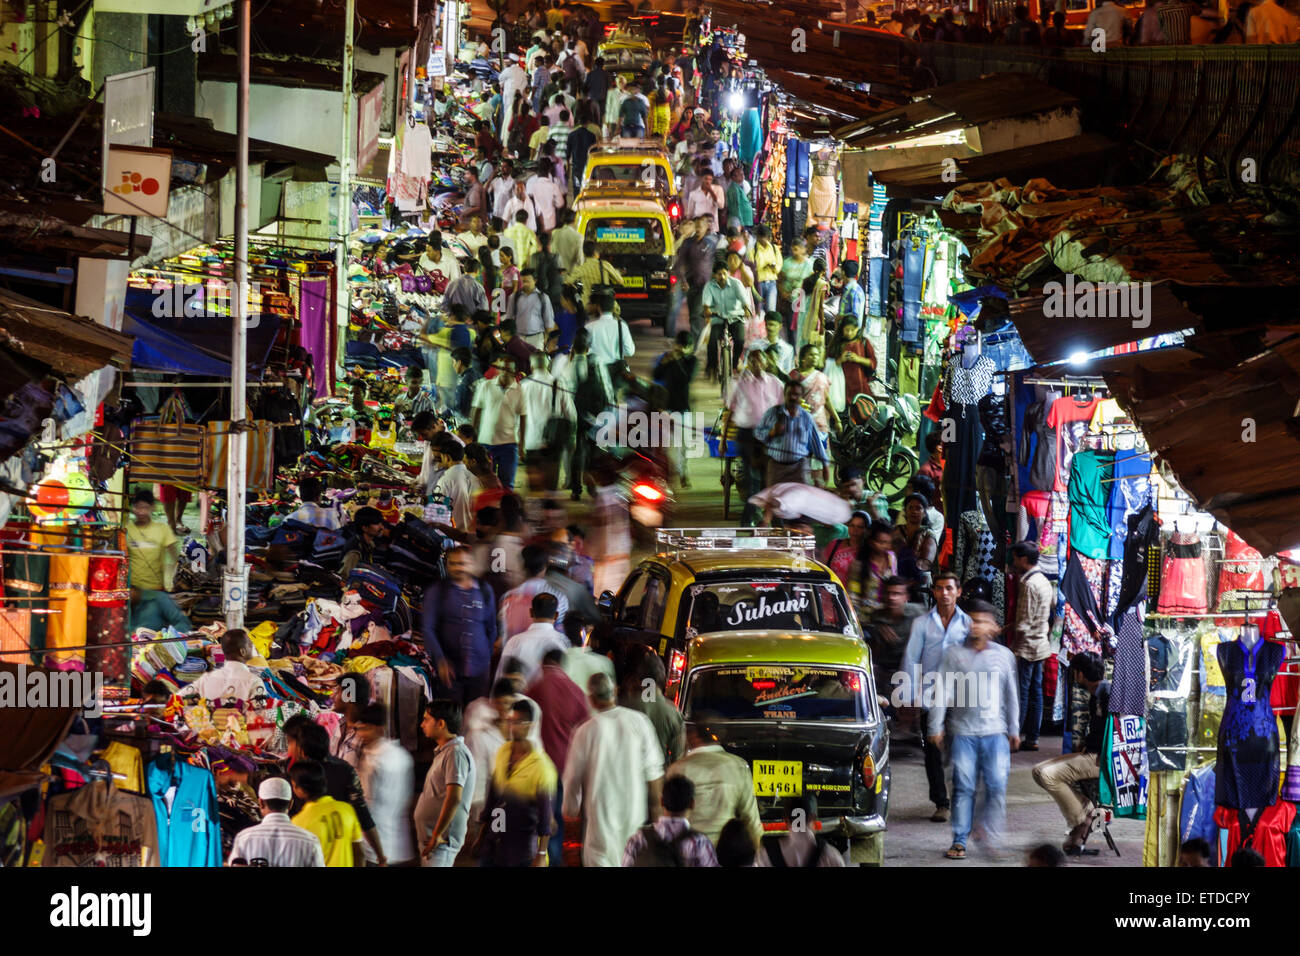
[752, 760, 802, 797]
[621, 276, 645, 288]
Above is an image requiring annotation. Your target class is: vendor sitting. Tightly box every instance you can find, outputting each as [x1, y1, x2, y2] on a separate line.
[180, 629, 266, 702]
[341, 506, 387, 578]
[286, 477, 343, 531]
[129, 586, 193, 633]
[1031, 652, 1109, 855]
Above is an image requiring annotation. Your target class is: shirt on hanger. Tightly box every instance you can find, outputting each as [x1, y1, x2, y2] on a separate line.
[1045, 394, 1102, 493]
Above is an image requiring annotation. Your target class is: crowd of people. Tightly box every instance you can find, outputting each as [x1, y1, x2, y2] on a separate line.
[865, 0, 1300, 46]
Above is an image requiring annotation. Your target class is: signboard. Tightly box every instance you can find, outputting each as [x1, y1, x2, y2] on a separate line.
[595, 226, 646, 243]
[103, 145, 172, 218]
[102, 68, 155, 195]
[356, 84, 383, 171]
[428, 46, 447, 78]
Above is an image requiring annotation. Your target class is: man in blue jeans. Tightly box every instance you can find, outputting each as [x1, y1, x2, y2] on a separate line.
[1007, 541, 1054, 751]
[927, 598, 1020, 861]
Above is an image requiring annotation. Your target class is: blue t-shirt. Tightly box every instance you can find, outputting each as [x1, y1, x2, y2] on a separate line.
[423, 579, 498, 678]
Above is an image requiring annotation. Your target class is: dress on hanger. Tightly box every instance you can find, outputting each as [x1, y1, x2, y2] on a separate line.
[1216, 530, 1267, 611]
[1157, 532, 1208, 615]
[1215, 637, 1285, 810]
[941, 353, 994, 521]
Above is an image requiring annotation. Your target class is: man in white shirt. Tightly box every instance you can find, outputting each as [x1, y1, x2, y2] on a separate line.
[488, 160, 517, 223]
[585, 290, 635, 368]
[562, 672, 665, 866]
[499, 544, 572, 640]
[1246, 0, 1300, 41]
[526, 165, 566, 233]
[502, 180, 538, 231]
[433, 438, 481, 533]
[419, 232, 462, 288]
[454, 215, 489, 257]
[499, 53, 529, 138]
[472, 362, 527, 490]
[722, 349, 784, 526]
[1085, 0, 1127, 45]
[684, 170, 725, 233]
[286, 476, 342, 530]
[551, 209, 584, 271]
[181, 629, 265, 701]
[497, 591, 571, 684]
[354, 703, 415, 865]
[228, 777, 325, 867]
[757, 313, 795, 375]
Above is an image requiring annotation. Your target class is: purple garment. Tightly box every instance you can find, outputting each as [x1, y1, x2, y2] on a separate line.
[300, 277, 332, 400]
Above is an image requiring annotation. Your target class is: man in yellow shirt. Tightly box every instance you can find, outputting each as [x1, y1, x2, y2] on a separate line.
[752, 224, 783, 314]
[290, 761, 366, 867]
[126, 488, 179, 591]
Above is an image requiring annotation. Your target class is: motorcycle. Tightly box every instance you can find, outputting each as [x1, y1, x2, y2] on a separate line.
[829, 383, 921, 505]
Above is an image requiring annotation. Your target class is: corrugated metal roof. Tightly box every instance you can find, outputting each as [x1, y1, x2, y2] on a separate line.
[0, 290, 134, 380]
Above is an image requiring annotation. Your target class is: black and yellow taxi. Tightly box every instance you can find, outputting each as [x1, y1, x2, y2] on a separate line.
[573, 186, 677, 322]
[583, 140, 681, 220]
[599, 529, 863, 688]
[597, 28, 654, 83]
[679, 632, 889, 863]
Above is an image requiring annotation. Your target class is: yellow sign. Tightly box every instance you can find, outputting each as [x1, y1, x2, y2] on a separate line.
[621, 276, 645, 288]
[753, 760, 802, 797]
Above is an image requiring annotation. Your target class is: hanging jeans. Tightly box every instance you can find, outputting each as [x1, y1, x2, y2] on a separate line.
[867, 257, 889, 317]
[951, 733, 1011, 848]
[901, 242, 925, 344]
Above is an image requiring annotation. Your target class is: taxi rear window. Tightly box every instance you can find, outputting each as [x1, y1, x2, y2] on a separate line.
[683, 581, 854, 637]
[584, 217, 665, 255]
[589, 164, 670, 194]
[684, 665, 867, 722]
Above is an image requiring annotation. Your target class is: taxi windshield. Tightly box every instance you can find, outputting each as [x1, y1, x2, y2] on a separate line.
[584, 216, 665, 255]
[683, 580, 853, 636]
[684, 665, 867, 722]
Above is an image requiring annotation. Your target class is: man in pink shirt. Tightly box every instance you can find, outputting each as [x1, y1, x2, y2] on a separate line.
[525, 647, 590, 866]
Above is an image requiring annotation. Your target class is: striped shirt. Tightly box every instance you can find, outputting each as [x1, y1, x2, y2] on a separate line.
[228, 812, 325, 867]
[1157, 1, 1197, 44]
[754, 404, 827, 466]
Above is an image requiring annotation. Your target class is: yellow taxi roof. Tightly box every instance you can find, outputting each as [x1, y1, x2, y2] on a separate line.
[687, 631, 870, 669]
[576, 198, 669, 217]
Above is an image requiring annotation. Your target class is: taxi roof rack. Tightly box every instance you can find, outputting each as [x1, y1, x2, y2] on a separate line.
[593, 138, 669, 155]
[655, 528, 818, 554]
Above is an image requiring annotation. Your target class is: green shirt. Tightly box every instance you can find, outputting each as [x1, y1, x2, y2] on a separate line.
[777, 256, 814, 299]
[130, 590, 193, 633]
[1067, 450, 1114, 559]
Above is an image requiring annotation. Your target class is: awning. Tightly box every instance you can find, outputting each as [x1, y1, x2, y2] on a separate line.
[123, 313, 232, 377]
[122, 287, 282, 375]
[1098, 332, 1300, 555]
[0, 661, 79, 801]
[1007, 279, 1199, 367]
[0, 289, 134, 380]
[871, 133, 1123, 199]
[835, 73, 1079, 147]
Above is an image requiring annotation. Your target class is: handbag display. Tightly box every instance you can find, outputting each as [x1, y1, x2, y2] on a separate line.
[203, 421, 276, 492]
[129, 394, 204, 485]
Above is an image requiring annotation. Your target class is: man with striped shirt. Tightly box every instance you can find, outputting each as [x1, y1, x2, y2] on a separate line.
[228, 777, 325, 867]
[1157, 0, 1200, 43]
[754, 380, 828, 489]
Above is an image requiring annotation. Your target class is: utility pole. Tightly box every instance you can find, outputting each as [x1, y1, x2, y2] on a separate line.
[336, 0, 356, 376]
[224, 0, 251, 630]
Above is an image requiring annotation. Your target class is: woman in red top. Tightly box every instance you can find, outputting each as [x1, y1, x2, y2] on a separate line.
[830, 315, 876, 413]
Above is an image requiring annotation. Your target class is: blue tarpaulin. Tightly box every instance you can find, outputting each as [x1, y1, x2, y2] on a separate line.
[123, 286, 282, 374]
[124, 313, 231, 376]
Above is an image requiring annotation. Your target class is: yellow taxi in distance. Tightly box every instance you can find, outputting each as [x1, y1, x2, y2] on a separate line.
[598, 529, 864, 691]
[583, 139, 680, 219]
[678, 631, 889, 863]
[598, 30, 653, 82]
[573, 189, 677, 321]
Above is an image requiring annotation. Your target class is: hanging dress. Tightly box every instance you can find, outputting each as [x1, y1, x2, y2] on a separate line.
[1216, 530, 1267, 611]
[941, 354, 994, 524]
[1215, 637, 1285, 810]
[1157, 532, 1208, 614]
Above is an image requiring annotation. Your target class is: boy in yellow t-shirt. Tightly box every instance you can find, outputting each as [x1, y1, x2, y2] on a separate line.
[127, 488, 179, 591]
[290, 762, 365, 867]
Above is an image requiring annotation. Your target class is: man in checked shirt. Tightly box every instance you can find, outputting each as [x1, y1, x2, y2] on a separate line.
[754, 380, 828, 489]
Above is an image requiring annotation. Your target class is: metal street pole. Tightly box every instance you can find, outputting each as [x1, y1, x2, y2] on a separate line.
[224, 0, 252, 630]
[336, 0, 355, 376]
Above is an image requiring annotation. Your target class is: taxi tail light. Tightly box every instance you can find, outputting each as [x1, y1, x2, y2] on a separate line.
[668, 200, 681, 219]
[670, 274, 678, 286]
[861, 753, 877, 789]
[669, 649, 686, 683]
[633, 482, 664, 502]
